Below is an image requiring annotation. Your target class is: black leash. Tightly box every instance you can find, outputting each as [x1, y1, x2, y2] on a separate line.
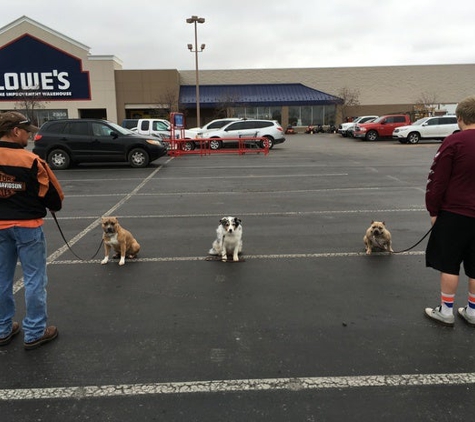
[51, 211, 431, 259]
[51, 211, 103, 260]
[393, 226, 433, 254]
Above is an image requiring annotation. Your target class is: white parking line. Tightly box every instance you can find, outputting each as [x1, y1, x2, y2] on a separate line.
[45, 250, 425, 266]
[13, 163, 170, 294]
[45, 208, 426, 221]
[1, 372, 475, 401]
[62, 185, 423, 198]
[7, 159, 438, 405]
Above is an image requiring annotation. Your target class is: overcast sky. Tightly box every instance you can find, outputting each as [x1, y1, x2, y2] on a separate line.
[4, 0, 475, 71]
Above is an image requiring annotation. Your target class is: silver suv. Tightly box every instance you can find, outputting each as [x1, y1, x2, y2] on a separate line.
[392, 115, 459, 144]
[199, 119, 285, 150]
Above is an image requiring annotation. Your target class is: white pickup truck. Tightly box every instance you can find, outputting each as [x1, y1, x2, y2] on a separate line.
[127, 118, 197, 150]
[338, 115, 378, 137]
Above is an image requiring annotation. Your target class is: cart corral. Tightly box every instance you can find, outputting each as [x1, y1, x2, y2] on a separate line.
[166, 112, 270, 156]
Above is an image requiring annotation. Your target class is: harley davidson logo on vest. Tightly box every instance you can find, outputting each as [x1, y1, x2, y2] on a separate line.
[0, 171, 26, 198]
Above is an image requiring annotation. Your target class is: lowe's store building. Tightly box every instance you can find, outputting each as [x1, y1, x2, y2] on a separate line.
[1, 16, 473, 128]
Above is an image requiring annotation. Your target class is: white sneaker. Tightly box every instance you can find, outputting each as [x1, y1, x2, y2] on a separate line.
[457, 307, 475, 326]
[424, 306, 455, 327]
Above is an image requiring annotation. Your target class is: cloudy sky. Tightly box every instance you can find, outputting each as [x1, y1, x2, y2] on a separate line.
[4, 0, 475, 71]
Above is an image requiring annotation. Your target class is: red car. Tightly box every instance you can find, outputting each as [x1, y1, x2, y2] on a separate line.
[353, 114, 411, 141]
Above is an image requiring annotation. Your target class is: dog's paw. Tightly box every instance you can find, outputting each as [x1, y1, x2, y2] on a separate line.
[221, 255, 228, 262]
[365, 249, 372, 255]
[119, 258, 126, 266]
[233, 255, 239, 262]
[101, 257, 109, 265]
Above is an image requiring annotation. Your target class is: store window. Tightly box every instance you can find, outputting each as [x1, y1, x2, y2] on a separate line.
[35, 109, 68, 126]
[234, 106, 282, 123]
[289, 105, 337, 126]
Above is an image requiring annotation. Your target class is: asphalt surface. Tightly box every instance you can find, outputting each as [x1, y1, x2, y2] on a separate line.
[1, 133, 475, 421]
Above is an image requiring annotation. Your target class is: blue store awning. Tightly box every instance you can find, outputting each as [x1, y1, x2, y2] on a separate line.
[179, 83, 343, 108]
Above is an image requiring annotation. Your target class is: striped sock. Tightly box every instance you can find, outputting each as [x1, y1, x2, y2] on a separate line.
[466, 293, 475, 316]
[441, 292, 455, 315]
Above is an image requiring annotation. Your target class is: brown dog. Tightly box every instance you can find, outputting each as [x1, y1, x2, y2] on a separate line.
[101, 217, 140, 265]
[363, 221, 394, 255]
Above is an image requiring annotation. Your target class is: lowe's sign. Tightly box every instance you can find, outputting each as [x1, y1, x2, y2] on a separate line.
[0, 34, 90, 101]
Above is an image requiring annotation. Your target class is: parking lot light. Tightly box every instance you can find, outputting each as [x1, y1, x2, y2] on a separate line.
[186, 15, 205, 128]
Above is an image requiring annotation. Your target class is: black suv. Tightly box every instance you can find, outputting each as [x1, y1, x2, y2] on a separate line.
[33, 119, 167, 169]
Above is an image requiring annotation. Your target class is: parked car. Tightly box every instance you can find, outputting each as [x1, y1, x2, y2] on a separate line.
[338, 115, 378, 137]
[198, 119, 286, 150]
[121, 119, 139, 130]
[129, 118, 197, 150]
[188, 118, 242, 134]
[33, 119, 168, 169]
[392, 115, 459, 144]
[353, 114, 411, 141]
[347, 120, 375, 138]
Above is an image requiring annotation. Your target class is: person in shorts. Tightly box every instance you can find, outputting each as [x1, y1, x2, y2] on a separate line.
[425, 96, 475, 327]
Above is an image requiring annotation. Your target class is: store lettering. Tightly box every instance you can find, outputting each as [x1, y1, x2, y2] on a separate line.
[0, 71, 70, 91]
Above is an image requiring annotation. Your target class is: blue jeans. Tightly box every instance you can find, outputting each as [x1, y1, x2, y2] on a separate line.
[0, 226, 48, 343]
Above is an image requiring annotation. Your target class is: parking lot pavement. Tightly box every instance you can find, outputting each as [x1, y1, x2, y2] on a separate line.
[2, 134, 475, 421]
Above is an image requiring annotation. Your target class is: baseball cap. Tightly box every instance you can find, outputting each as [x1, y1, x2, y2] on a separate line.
[0, 111, 40, 133]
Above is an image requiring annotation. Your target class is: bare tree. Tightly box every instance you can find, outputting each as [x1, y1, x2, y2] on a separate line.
[214, 92, 242, 119]
[337, 87, 360, 123]
[414, 91, 440, 119]
[14, 87, 48, 125]
[153, 88, 180, 119]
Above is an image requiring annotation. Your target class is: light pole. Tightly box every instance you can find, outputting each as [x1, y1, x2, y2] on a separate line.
[186, 15, 205, 128]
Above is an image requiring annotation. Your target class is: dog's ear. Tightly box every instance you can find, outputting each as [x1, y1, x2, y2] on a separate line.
[234, 218, 241, 226]
[382, 221, 386, 226]
[371, 220, 374, 224]
[220, 217, 227, 225]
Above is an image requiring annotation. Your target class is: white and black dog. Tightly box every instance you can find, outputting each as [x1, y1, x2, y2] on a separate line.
[209, 216, 243, 262]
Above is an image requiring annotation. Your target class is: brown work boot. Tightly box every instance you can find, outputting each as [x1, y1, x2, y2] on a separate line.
[24, 326, 58, 350]
[0, 322, 21, 346]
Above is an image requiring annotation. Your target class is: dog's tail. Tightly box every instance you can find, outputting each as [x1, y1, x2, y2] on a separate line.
[208, 248, 219, 256]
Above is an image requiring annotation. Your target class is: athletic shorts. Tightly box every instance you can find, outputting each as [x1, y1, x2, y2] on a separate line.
[426, 210, 475, 277]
